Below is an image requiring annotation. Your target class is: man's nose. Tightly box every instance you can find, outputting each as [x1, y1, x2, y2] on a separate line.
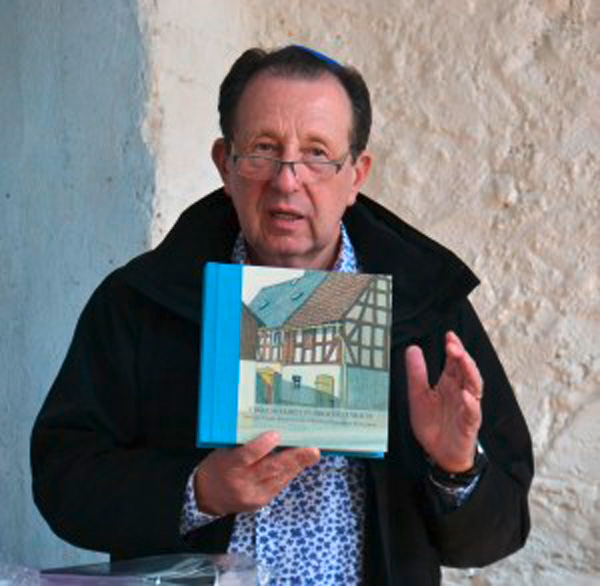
[271, 160, 301, 191]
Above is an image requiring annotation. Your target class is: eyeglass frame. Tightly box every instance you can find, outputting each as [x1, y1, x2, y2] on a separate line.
[229, 150, 351, 182]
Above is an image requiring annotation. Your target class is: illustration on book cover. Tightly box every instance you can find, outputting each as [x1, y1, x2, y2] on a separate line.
[236, 266, 392, 452]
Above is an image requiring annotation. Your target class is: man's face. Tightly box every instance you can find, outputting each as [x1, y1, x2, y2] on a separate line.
[212, 73, 371, 269]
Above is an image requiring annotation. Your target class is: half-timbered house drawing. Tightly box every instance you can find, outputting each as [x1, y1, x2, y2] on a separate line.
[242, 270, 392, 411]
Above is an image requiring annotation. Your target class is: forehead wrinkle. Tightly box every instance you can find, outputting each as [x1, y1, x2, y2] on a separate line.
[236, 109, 347, 152]
[233, 74, 353, 151]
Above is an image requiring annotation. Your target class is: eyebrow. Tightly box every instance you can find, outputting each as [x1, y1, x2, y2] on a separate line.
[238, 130, 337, 148]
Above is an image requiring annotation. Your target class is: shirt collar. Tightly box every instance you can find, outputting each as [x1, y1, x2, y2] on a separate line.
[231, 223, 358, 274]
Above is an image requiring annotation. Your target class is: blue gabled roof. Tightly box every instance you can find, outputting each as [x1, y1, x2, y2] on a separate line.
[247, 271, 328, 328]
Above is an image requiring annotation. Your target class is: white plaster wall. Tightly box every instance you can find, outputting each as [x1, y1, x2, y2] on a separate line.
[138, 0, 256, 245]
[0, 0, 152, 569]
[142, 1, 599, 583]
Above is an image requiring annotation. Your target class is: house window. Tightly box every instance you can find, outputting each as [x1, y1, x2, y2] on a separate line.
[303, 328, 316, 349]
[361, 348, 372, 367]
[376, 310, 388, 325]
[292, 375, 302, 389]
[361, 325, 372, 345]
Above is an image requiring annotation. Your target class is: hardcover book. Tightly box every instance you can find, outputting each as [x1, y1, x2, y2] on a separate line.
[197, 262, 392, 457]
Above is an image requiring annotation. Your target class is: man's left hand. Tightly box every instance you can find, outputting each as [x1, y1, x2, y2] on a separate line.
[405, 331, 483, 473]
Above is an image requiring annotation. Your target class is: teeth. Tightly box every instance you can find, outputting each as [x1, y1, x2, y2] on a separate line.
[272, 212, 300, 219]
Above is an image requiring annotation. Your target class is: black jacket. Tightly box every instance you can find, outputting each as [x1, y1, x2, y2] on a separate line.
[31, 189, 533, 584]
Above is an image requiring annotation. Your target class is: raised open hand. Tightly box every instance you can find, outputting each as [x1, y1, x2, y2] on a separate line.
[405, 331, 483, 473]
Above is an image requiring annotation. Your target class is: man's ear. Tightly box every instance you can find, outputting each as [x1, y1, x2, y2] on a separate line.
[211, 138, 230, 193]
[346, 151, 372, 207]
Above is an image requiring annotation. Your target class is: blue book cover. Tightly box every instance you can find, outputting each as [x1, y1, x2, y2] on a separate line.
[197, 262, 392, 457]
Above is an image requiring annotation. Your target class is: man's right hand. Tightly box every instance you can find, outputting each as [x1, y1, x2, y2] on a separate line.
[193, 431, 321, 516]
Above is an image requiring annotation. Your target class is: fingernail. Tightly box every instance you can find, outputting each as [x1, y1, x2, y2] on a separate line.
[267, 431, 281, 443]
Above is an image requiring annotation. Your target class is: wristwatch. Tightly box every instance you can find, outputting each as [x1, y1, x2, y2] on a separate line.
[429, 446, 488, 488]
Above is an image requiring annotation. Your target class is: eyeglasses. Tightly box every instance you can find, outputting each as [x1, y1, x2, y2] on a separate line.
[230, 152, 350, 183]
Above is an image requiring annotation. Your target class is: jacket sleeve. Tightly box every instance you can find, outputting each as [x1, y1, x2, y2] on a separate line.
[30, 275, 232, 559]
[421, 298, 534, 567]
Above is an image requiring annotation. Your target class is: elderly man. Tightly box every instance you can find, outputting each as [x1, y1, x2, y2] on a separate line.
[32, 46, 533, 585]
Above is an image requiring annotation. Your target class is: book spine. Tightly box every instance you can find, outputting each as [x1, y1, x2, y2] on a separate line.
[197, 262, 243, 447]
[198, 263, 218, 446]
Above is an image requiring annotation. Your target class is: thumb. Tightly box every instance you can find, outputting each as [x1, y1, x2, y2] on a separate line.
[233, 431, 281, 467]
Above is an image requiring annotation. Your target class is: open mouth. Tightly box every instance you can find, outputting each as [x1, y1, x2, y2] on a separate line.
[269, 210, 303, 221]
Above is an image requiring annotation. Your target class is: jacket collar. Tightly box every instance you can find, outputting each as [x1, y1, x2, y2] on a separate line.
[118, 188, 478, 342]
[343, 194, 479, 343]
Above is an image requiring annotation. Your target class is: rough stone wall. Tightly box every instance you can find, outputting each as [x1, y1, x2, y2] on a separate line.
[143, 0, 599, 584]
[248, 2, 600, 583]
